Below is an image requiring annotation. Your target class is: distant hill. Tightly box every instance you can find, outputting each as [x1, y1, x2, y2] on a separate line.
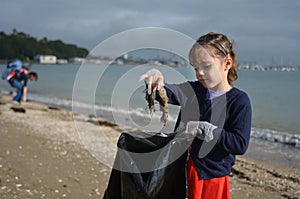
[0, 29, 89, 60]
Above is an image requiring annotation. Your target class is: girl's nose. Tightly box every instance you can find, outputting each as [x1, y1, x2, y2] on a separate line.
[196, 69, 205, 76]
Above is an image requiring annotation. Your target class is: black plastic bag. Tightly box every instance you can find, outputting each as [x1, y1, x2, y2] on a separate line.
[103, 131, 190, 199]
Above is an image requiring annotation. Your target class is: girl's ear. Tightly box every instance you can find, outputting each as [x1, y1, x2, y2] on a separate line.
[224, 57, 232, 71]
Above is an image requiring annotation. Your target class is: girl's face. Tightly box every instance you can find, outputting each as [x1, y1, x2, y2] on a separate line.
[189, 46, 230, 91]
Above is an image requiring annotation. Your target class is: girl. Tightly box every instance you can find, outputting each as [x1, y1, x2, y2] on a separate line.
[141, 32, 252, 199]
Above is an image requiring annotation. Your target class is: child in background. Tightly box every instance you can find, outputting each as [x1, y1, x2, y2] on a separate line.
[3, 60, 38, 103]
[141, 32, 252, 199]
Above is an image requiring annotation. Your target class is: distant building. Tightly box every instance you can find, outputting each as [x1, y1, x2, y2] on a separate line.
[69, 57, 85, 64]
[56, 59, 68, 64]
[34, 55, 57, 64]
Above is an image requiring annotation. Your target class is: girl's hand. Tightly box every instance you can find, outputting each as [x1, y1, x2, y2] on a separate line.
[140, 69, 164, 94]
[186, 121, 217, 142]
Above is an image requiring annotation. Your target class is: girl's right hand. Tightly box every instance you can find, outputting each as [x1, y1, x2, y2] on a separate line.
[139, 69, 164, 94]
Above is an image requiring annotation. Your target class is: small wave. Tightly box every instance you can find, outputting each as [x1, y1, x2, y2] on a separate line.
[251, 127, 300, 147]
[93, 104, 177, 122]
[28, 94, 73, 107]
[15, 93, 300, 148]
[27, 93, 177, 122]
[0, 90, 13, 95]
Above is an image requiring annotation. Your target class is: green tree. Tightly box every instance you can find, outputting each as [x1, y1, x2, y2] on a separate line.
[0, 30, 89, 60]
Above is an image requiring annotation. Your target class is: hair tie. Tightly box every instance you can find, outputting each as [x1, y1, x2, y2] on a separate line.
[218, 43, 228, 55]
[211, 43, 227, 56]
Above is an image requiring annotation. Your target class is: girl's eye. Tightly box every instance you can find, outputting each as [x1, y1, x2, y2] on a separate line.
[203, 65, 211, 69]
[194, 64, 212, 72]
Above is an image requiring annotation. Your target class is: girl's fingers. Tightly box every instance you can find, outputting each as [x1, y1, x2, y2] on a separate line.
[139, 74, 148, 81]
[157, 76, 164, 90]
[147, 76, 153, 94]
[139, 69, 164, 94]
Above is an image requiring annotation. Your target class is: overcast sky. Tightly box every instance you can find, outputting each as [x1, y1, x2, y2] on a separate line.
[1, 0, 300, 65]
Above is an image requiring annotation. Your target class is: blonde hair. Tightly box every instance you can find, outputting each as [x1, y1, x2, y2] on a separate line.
[190, 32, 238, 84]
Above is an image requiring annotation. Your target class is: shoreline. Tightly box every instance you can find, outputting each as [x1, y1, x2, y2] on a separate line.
[0, 94, 300, 198]
[28, 91, 300, 169]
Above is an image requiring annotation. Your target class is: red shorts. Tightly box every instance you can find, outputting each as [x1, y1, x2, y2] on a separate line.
[187, 157, 230, 199]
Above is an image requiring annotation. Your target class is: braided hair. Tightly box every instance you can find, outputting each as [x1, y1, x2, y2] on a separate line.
[192, 32, 238, 84]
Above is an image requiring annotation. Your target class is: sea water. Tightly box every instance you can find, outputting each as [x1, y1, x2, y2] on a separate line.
[1, 64, 299, 168]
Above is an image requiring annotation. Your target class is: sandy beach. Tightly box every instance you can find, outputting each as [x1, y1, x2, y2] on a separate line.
[0, 94, 299, 199]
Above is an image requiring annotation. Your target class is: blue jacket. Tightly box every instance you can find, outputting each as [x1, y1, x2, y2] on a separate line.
[165, 81, 252, 180]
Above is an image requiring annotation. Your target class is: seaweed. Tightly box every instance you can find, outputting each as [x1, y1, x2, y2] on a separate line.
[145, 86, 169, 126]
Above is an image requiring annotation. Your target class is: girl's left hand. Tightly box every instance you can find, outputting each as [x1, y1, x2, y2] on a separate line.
[186, 121, 217, 142]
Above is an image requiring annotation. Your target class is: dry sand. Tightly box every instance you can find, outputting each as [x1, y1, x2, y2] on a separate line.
[0, 94, 299, 199]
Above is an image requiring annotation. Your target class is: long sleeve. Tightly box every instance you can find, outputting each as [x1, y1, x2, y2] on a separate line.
[163, 81, 205, 131]
[164, 81, 203, 107]
[216, 93, 252, 155]
[164, 83, 185, 106]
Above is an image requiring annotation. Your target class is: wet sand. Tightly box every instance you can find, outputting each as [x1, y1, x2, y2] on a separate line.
[0, 94, 299, 199]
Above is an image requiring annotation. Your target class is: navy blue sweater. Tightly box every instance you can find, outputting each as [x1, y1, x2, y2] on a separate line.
[165, 81, 252, 180]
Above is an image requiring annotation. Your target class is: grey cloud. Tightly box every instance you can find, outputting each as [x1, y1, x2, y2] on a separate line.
[0, 0, 300, 65]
